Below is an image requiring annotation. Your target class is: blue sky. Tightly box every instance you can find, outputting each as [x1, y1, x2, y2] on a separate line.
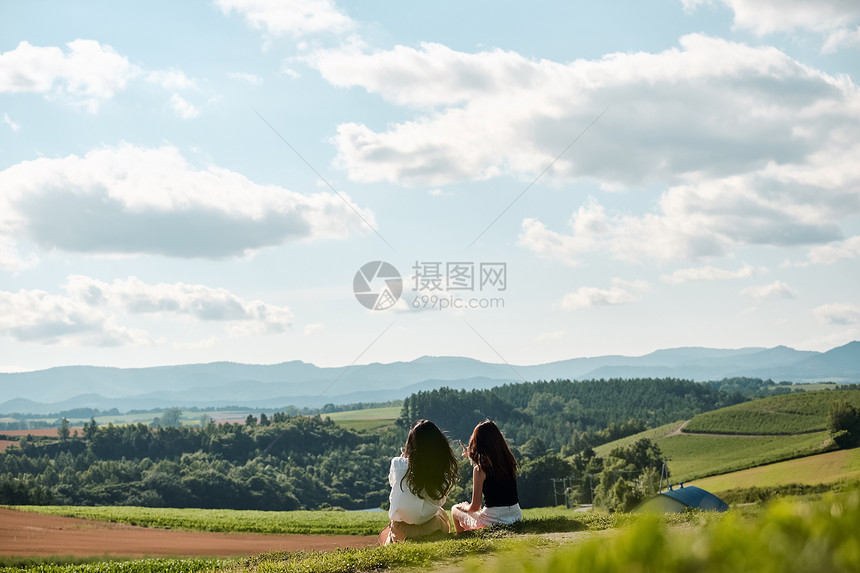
[1, 0, 859, 373]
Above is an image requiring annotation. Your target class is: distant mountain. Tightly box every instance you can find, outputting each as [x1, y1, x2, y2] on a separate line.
[1, 341, 857, 414]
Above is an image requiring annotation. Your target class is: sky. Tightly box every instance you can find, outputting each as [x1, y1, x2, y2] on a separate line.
[1, 0, 859, 374]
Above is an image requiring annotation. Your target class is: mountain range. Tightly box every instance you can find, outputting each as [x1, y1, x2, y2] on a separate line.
[1, 341, 858, 414]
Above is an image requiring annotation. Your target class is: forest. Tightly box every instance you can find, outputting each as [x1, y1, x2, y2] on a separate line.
[0, 377, 783, 511]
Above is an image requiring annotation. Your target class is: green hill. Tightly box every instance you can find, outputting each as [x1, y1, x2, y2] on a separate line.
[592, 389, 860, 483]
[689, 447, 860, 494]
[682, 389, 860, 435]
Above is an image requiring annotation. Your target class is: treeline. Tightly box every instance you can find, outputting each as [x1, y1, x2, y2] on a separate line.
[398, 378, 748, 453]
[1, 414, 401, 510]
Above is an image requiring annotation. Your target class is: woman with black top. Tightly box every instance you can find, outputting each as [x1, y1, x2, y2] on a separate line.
[452, 419, 522, 531]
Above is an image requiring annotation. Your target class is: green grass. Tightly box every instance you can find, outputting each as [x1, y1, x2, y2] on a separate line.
[661, 430, 833, 482]
[2, 506, 391, 536]
[691, 447, 860, 493]
[484, 490, 860, 573]
[593, 421, 686, 458]
[683, 389, 860, 435]
[322, 407, 401, 422]
[2, 506, 602, 537]
[1, 505, 811, 573]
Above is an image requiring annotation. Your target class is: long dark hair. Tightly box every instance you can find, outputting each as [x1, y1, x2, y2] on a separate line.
[467, 420, 517, 480]
[401, 419, 459, 500]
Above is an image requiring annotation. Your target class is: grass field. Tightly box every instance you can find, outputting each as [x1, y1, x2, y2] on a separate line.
[322, 406, 400, 431]
[690, 447, 860, 493]
[683, 389, 860, 435]
[1, 506, 587, 537]
[3, 493, 859, 573]
[660, 431, 833, 482]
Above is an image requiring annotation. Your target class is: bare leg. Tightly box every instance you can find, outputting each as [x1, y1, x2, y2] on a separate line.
[451, 505, 466, 532]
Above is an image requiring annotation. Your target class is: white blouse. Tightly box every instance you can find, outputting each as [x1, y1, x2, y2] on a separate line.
[388, 456, 446, 524]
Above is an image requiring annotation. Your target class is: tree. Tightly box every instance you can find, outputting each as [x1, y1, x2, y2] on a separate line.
[245, 414, 258, 427]
[828, 400, 860, 448]
[153, 408, 183, 428]
[83, 417, 98, 441]
[57, 418, 70, 441]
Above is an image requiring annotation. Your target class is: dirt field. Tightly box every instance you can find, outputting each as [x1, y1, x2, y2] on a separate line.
[0, 428, 84, 437]
[0, 508, 378, 558]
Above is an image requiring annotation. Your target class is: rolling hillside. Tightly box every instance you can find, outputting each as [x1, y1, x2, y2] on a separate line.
[593, 389, 860, 484]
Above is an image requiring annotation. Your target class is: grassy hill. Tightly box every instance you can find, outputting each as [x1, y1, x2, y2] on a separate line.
[690, 447, 860, 494]
[683, 389, 860, 435]
[592, 389, 860, 483]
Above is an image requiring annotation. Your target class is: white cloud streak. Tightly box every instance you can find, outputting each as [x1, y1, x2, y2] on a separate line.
[215, 0, 354, 37]
[170, 93, 201, 119]
[0, 276, 294, 346]
[0, 144, 374, 261]
[662, 263, 756, 284]
[558, 278, 649, 311]
[2, 113, 20, 132]
[807, 236, 860, 264]
[741, 280, 797, 301]
[814, 303, 860, 325]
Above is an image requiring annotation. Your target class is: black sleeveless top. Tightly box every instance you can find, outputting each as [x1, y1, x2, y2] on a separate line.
[483, 472, 519, 507]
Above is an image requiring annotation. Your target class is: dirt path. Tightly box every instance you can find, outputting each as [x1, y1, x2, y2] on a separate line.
[0, 508, 377, 558]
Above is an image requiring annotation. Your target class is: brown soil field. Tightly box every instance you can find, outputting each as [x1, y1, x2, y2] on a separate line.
[0, 440, 16, 452]
[0, 428, 84, 437]
[0, 508, 377, 558]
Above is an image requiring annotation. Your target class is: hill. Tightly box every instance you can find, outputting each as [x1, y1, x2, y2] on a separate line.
[593, 389, 860, 483]
[1, 341, 858, 413]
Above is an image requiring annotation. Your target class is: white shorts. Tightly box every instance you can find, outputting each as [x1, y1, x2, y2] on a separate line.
[455, 503, 522, 530]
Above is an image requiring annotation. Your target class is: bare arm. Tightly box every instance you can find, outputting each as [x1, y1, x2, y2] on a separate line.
[466, 466, 485, 513]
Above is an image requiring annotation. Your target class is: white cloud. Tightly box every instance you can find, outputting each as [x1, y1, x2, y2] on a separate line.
[807, 236, 860, 264]
[0, 276, 294, 346]
[741, 280, 797, 301]
[696, 0, 860, 35]
[558, 278, 649, 311]
[2, 113, 20, 132]
[170, 93, 201, 119]
[520, 149, 860, 263]
[662, 263, 755, 283]
[310, 34, 860, 188]
[216, 0, 354, 37]
[304, 322, 324, 335]
[228, 72, 263, 85]
[0, 40, 138, 113]
[683, 0, 860, 52]
[0, 239, 38, 272]
[822, 26, 860, 53]
[0, 143, 374, 261]
[537, 330, 566, 342]
[0, 287, 149, 346]
[66, 275, 293, 333]
[146, 69, 197, 90]
[814, 303, 860, 325]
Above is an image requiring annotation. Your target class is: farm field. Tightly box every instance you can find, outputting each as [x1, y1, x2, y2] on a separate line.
[593, 390, 860, 483]
[683, 389, 860, 435]
[4, 506, 391, 536]
[659, 430, 832, 482]
[323, 406, 400, 431]
[0, 508, 375, 559]
[690, 447, 860, 493]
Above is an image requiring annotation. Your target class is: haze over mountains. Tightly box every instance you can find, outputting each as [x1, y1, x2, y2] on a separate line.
[1, 342, 858, 415]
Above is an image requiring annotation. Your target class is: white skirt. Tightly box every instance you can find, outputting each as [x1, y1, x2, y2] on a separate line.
[456, 503, 522, 530]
